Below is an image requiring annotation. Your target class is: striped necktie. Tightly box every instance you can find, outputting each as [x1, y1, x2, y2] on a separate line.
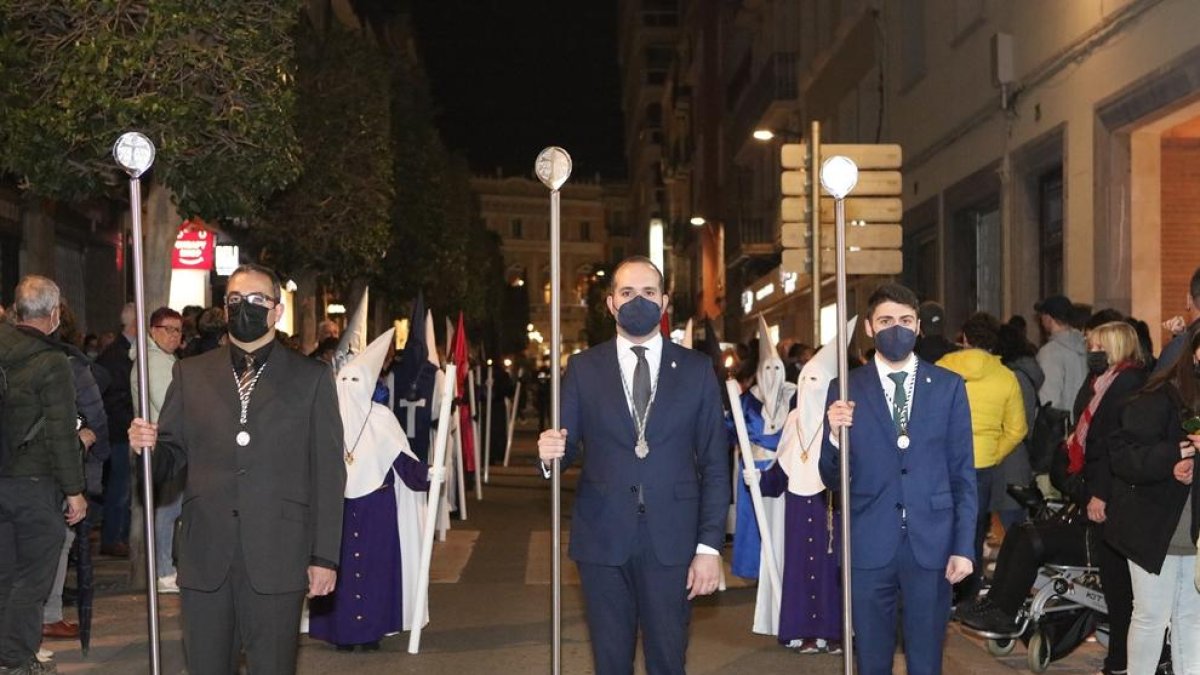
[237, 355, 257, 398]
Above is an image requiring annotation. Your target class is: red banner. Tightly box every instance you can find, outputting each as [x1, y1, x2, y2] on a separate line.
[172, 220, 215, 270]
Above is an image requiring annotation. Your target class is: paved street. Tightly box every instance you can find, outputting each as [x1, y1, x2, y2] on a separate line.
[44, 430, 1106, 674]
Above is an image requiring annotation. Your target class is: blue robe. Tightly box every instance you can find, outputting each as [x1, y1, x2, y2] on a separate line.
[727, 393, 785, 578]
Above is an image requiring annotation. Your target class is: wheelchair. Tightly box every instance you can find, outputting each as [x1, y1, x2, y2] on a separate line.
[963, 484, 1110, 673]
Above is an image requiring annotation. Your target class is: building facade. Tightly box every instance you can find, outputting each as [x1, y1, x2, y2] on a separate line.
[630, 0, 1200, 351]
[472, 174, 627, 357]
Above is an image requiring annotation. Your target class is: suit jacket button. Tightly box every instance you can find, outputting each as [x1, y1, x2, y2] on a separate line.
[237, 469, 247, 476]
[232, 509, 239, 517]
[900, 469, 908, 475]
[637, 505, 646, 514]
[630, 485, 638, 493]
[895, 503, 902, 510]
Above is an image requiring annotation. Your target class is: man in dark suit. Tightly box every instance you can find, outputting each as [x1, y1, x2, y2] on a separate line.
[128, 264, 345, 674]
[538, 256, 729, 675]
[821, 283, 976, 675]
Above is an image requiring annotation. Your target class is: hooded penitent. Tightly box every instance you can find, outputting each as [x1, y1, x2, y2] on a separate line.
[333, 327, 428, 631]
[776, 317, 858, 496]
[333, 286, 369, 373]
[753, 315, 796, 435]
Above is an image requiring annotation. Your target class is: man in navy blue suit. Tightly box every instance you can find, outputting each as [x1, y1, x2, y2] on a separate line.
[538, 256, 730, 675]
[821, 283, 976, 675]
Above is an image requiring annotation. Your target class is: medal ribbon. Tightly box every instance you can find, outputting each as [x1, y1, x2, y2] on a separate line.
[620, 346, 660, 457]
[234, 357, 267, 427]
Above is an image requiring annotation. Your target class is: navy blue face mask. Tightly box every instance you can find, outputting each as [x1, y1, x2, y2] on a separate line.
[615, 295, 663, 337]
[874, 325, 917, 362]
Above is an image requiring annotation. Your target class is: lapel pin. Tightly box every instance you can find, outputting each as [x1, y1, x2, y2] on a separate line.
[925, 377, 931, 383]
[671, 361, 677, 369]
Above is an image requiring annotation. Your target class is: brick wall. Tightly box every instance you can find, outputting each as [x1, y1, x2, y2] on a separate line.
[1160, 138, 1200, 339]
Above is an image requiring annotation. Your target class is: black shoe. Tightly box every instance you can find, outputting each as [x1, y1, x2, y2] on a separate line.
[335, 645, 354, 652]
[953, 597, 994, 624]
[960, 601, 1018, 634]
[361, 641, 380, 652]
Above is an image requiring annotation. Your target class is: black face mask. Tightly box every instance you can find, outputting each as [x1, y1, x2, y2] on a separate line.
[1086, 350, 1109, 376]
[227, 302, 271, 343]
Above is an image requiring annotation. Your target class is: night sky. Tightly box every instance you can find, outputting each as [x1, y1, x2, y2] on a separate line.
[410, 0, 627, 180]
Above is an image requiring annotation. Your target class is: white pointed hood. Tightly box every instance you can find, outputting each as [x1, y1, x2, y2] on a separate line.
[333, 286, 369, 373]
[752, 314, 794, 435]
[775, 316, 857, 496]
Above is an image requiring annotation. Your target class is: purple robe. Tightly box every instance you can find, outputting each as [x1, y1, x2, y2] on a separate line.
[760, 463, 842, 643]
[309, 453, 430, 646]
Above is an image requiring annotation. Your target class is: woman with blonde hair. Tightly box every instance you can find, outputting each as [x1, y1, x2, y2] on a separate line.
[1107, 324, 1200, 674]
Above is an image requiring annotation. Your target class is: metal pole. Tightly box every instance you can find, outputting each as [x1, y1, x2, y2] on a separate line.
[536, 146, 570, 675]
[484, 367, 494, 483]
[810, 121, 822, 347]
[834, 195, 853, 675]
[113, 132, 161, 675]
[549, 187, 563, 675]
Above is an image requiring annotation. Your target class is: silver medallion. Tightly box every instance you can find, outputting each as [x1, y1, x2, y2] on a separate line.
[236, 430, 251, 447]
[897, 434, 910, 450]
[635, 438, 649, 459]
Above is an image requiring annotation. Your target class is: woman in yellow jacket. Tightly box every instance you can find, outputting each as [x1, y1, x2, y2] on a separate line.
[938, 312, 1028, 597]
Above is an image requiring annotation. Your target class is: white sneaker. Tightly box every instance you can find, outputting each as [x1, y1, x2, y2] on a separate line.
[157, 574, 179, 594]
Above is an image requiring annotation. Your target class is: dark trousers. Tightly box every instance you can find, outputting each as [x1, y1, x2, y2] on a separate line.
[959, 466, 995, 599]
[0, 476, 66, 668]
[101, 441, 131, 547]
[576, 520, 691, 675]
[852, 533, 951, 675]
[984, 520, 1133, 671]
[180, 538, 305, 675]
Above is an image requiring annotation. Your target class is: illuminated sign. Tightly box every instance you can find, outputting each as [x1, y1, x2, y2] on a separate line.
[172, 221, 214, 270]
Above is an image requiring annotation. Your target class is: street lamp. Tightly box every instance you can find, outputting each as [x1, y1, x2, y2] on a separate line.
[752, 127, 802, 142]
[752, 129, 776, 141]
[689, 216, 706, 226]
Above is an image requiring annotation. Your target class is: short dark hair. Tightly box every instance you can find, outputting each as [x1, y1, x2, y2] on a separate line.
[866, 282, 919, 320]
[1085, 308, 1124, 331]
[961, 312, 1001, 352]
[610, 255, 664, 294]
[150, 306, 182, 327]
[229, 263, 282, 300]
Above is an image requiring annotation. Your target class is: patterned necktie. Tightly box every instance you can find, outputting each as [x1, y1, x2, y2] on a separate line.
[237, 355, 257, 399]
[888, 371, 908, 432]
[631, 346, 651, 421]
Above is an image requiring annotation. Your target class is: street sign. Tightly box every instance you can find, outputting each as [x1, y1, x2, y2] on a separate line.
[782, 143, 902, 170]
[780, 196, 903, 222]
[834, 170, 900, 196]
[781, 248, 810, 276]
[781, 223, 902, 249]
[820, 249, 903, 275]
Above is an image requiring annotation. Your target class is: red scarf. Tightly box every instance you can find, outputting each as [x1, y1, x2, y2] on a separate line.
[1065, 361, 1134, 474]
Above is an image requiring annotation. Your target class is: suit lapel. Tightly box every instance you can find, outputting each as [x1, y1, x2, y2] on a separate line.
[600, 340, 638, 441]
[858, 364, 895, 442]
[247, 344, 283, 425]
[647, 341, 682, 437]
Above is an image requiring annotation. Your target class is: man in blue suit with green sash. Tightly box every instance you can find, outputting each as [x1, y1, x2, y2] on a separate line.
[538, 256, 729, 675]
[821, 283, 976, 675]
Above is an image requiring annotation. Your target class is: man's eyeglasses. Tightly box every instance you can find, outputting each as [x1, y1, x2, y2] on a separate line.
[152, 325, 183, 335]
[225, 292, 278, 308]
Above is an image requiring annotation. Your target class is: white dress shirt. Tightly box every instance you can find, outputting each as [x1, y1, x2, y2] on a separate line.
[873, 352, 917, 428]
[615, 332, 663, 417]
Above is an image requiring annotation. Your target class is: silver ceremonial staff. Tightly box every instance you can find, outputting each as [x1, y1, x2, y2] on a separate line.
[112, 131, 162, 675]
[535, 145, 571, 675]
[820, 155, 859, 675]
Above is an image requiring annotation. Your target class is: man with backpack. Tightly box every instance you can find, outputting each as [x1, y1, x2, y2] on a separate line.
[0, 276, 87, 674]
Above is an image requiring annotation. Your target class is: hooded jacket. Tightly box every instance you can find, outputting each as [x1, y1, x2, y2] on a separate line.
[0, 322, 84, 494]
[937, 348, 1028, 469]
[1036, 328, 1087, 413]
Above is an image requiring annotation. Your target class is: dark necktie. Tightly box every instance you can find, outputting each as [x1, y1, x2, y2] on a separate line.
[237, 355, 257, 398]
[888, 371, 908, 432]
[631, 346, 651, 421]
